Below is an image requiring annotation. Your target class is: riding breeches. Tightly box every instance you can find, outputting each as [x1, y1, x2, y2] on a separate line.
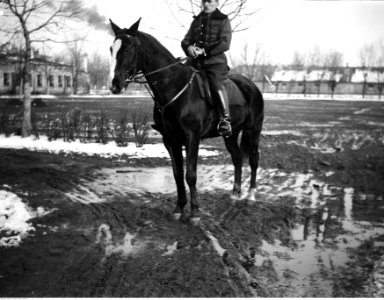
[200, 63, 228, 91]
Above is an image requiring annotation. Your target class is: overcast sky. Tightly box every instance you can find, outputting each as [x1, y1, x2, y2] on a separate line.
[84, 0, 384, 67]
[2, 0, 384, 66]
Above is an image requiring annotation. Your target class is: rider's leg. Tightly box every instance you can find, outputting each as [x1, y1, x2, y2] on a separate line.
[204, 63, 232, 137]
[216, 86, 232, 137]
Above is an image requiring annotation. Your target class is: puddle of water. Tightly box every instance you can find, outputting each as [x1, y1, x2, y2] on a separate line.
[66, 165, 384, 296]
[95, 224, 145, 258]
[263, 130, 303, 136]
[255, 183, 384, 297]
[354, 107, 371, 115]
[73, 165, 236, 200]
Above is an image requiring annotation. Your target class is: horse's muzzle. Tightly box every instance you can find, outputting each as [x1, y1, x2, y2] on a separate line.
[109, 78, 122, 94]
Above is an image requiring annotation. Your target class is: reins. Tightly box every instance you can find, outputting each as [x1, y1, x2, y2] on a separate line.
[118, 37, 197, 140]
[126, 56, 191, 85]
[125, 55, 197, 111]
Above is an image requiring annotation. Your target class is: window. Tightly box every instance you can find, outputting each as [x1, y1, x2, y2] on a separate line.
[3, 72, 10, 86]
[65, 76, 71, 87]
[37, 74, 42, 87]
[48, 75, 54, 87]
[58, 75, 63, 87]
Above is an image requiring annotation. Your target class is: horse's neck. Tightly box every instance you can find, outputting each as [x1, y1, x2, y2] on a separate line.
[139, 34, 178, 76]
[139, 34, 191, 104]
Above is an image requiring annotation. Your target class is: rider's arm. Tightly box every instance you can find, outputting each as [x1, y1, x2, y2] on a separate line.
[181, 20, 196, 56]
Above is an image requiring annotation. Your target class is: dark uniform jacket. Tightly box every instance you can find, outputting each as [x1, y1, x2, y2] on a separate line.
[181, 9, 232, 65]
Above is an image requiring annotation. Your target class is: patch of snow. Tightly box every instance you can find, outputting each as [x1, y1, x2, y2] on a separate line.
[0, 134, 219, 159]
[263, 130, 303, 136]
[0, 190, 55, 247]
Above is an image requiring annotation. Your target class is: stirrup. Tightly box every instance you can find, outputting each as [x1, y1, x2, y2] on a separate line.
[217, 119, 232, 137]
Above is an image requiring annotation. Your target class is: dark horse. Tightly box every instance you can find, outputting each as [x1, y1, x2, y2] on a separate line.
[108, 19, 264, 225]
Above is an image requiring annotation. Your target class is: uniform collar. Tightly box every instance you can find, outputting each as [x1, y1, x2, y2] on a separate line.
[194, 9, 227, 20]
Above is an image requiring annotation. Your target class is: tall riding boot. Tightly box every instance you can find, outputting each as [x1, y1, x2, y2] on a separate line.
[217, 88, 232, 137]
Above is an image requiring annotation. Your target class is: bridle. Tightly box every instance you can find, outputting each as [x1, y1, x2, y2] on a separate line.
[118, 35, 197, 110]
[113, 34, 202, 142]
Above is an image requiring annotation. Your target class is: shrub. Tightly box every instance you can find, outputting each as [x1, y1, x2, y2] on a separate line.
[131, 106, 151, 147]
[114, 111, 132, 147]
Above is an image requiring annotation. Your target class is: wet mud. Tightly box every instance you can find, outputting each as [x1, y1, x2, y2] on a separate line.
[1, 100, 384, 297]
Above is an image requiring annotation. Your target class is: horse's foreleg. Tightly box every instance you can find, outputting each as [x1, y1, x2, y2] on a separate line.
[247, 132, 261, 204]
[164, 141, 187, 220]
[185, 133, 201, 226]
[224, 132, 243, 200]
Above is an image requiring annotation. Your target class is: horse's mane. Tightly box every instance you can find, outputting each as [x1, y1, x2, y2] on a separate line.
[137, 31, 177, 61]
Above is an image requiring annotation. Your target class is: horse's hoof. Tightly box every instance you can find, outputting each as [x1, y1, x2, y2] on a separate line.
[173, 213, 182, 221]
[230, 193, 241, 202]
[247, 188, 257, 200]
[189, 217, 201, 227]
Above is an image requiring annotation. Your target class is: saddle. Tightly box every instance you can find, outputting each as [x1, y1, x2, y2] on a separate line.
[194, 70, 245, 107]
[195, 70, 214, 107]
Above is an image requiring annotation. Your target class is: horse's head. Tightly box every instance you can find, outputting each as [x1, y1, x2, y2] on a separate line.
[108, 18, 142, 94]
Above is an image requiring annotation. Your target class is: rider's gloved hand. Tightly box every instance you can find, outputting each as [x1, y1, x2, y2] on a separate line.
[194, 47, 205, 56]
[188, 45, 205, 58]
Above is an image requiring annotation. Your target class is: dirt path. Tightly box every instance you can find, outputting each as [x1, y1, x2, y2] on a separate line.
[1, 100, 384, 297]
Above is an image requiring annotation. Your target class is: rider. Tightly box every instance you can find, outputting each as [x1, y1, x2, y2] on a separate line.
[181, 0, 232, 137]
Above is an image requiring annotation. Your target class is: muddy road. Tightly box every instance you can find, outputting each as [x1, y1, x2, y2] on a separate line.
[1, 100, 384, 297]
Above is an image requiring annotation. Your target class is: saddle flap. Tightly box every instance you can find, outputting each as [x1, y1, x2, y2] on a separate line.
[195, 72, 214, 107]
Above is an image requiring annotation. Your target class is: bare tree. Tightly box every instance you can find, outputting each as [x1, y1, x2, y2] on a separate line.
[358, 39, 384, 98]
[323, 50, 344, 68]
[0, 0, 83, 137]
[323, 50, 344, 98]
[88, 51, 109, 91]
[66, 38, 86, 95]
[306, 45, 323, 67]
[165, 0, 260, 32]
[291, 50, 306, 69]
[358, 43, 376, 68]
[307, 45, 326, 97]
[229, 42, 267, 81]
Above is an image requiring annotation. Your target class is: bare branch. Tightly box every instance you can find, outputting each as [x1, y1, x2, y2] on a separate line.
[165, 0, 260, 33]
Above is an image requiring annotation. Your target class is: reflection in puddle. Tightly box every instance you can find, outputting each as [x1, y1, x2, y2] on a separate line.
[256, 183, 384, 297]
[95, 224, 145, 258]
[68, 165, 383, 296]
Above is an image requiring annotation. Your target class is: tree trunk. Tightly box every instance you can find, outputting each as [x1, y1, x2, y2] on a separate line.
[362, 80, 367, 99]
[22, 33, 32, 137]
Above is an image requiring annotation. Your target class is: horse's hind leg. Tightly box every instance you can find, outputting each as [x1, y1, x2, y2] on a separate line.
[224, 131, 243, 200]
[242, 128, 262, 204]
[164, 141, 187, 220]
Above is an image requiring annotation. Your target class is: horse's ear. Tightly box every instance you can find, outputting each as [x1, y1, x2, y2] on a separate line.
[109, 19, 122, 36]
[127, 18, 141, 36]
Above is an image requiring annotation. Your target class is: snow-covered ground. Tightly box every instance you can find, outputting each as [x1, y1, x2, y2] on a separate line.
[0, 134, 219, 159]
[1, 93, 383, 102]
[0, 189, 56, 247]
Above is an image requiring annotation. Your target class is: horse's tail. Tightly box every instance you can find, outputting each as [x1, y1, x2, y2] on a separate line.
[228, 74, 264, 161]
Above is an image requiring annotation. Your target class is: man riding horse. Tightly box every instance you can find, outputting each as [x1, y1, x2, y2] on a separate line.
[182, 0, 232, 137]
